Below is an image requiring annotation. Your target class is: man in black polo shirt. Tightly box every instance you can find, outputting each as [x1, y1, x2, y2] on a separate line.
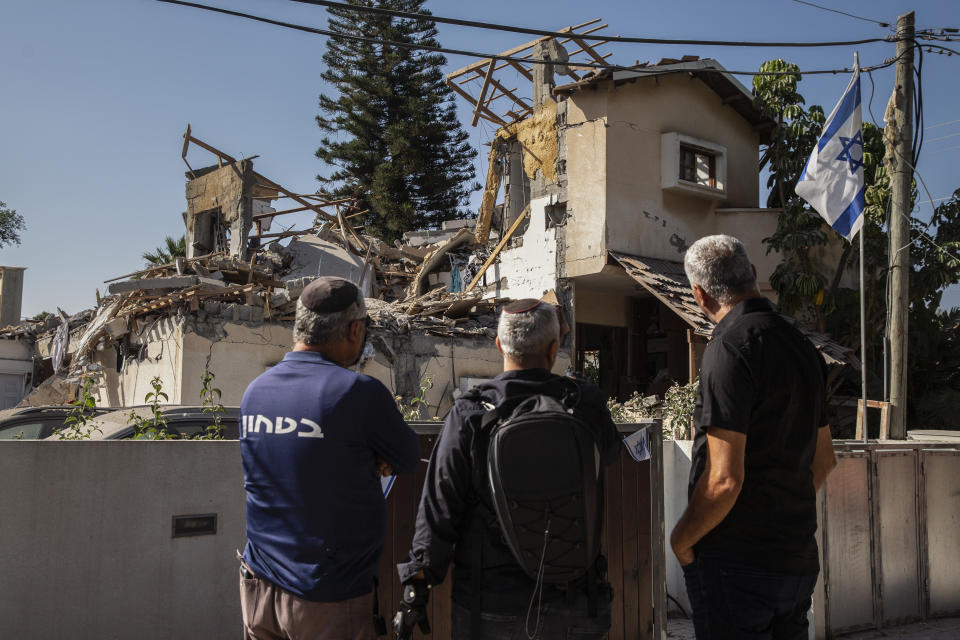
[670, 235, 838, 640]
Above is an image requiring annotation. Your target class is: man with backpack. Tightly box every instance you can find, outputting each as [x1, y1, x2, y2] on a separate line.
[395, 298, 620, 639]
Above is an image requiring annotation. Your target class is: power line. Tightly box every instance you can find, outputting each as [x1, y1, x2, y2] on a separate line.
[926, 118, 960, 131]
[917, 196, 955, 205]
[789, 0, 890, 28]
[924, 44, 960, 56]
[927, 144, 960, 156]
[156, 0, 901, 76]
[285, 0, 892, 47]
[927, 131, 960, 143]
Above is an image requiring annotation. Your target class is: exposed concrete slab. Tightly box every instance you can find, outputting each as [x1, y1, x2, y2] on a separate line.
[108, 276, 200, 294]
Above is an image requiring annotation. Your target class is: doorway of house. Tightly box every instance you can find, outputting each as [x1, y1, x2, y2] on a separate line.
[575, 323, 627, 400]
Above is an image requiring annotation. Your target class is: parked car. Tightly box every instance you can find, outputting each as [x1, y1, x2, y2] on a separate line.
[0, 405, 111, 440]
[68, 405, 241, 440]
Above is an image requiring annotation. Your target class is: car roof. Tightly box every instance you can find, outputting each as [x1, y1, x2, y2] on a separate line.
[69, 405, 240, 440]
[0, 405, 107, 420]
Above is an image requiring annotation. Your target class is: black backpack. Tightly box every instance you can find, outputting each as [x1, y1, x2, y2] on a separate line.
[474, 383, 604, 587]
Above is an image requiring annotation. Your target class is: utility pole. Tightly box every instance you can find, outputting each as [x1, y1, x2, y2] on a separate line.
[887, 11, 914, 439]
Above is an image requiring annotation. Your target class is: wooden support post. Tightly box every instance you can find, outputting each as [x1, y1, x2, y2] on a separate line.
[887, 11, 915, 439]
[686, 329, 698, 384]
[855, 399, 892, 440]
[472, 60, 497, 127]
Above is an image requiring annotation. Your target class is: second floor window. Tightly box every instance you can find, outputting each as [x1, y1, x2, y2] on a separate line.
[679, 146, 717, 188]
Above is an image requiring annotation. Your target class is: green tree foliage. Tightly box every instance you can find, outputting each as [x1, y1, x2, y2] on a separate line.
[0, 201, 26, 248]
[754, 59, 960, 427]
[315, 0, 478, 242]
[142, 235, 186, 266]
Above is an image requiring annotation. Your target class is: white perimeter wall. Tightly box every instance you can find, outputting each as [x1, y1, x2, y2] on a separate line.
[0, 441, 245, 640]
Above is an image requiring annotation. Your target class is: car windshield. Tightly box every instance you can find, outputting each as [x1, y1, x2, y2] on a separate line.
[0, 421, 46, 439]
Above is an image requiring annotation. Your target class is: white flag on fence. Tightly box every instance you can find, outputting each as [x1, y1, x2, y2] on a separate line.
[795, 65, 865, 241]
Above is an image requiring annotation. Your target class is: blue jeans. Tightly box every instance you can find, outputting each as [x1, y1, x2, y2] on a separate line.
[451, 593, 610, 640]
[682, 554, 817, 640]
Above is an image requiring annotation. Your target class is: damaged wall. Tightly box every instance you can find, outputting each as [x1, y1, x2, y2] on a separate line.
[495, 195, 560, 300]
[184, 160, 276, 259]
[179, 319, 291, 406]
[84, 306, 513, 418]
[93, 315, 185, 408]
[362, 332, 505, 418]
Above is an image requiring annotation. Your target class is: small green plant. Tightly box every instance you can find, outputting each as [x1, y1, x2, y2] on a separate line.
[607, 380, 699, 440]
[396, 376, 434, 421]
[662, 380, 699, 440]
[582, 351, 600, 385]
[195, 369, 226, 440]
[56, 376, 103, 440]
[128, 376, 170, 439]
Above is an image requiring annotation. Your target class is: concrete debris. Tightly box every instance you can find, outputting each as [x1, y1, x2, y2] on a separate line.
[0, 129, 522, 407]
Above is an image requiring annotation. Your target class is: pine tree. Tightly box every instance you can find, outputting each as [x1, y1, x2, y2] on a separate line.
[316, 0, 478, 242]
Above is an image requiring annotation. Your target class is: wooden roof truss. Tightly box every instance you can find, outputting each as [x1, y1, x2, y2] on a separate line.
[445, 18, 614, 127]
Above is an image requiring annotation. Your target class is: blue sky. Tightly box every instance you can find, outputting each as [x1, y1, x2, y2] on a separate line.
[1, 0, 958, 318]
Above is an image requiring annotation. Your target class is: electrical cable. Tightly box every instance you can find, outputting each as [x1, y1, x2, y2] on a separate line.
[155, 0, 903, 77]
[284, 0, 892, 47]
[912, 40, 923, 168]
[925, 118, 960, 131]
[865, 69, 880, 128]
[923, 44, 960, 57]
[926, 132, 960, 143]
[926, 144, 960, 156]
[888, 146, 960, 264]
[788, 0, 891, 28]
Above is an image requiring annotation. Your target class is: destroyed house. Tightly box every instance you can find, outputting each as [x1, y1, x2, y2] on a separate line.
[449, 36, 852, 400]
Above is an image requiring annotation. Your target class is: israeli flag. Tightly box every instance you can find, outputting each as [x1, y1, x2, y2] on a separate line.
[795, 65, 865, 241]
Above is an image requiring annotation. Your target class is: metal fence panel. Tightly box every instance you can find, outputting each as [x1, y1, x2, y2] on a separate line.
[825, 454, 875, 633]
[924, 450, 960, 617]
[876, 451, 921, 625]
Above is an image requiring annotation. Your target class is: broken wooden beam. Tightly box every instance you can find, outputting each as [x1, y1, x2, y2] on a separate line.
[466, 205, 530, 293]
[475, 141, 505, 244]
[408, 228, 476, 299]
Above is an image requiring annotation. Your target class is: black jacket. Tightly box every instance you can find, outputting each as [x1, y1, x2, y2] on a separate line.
[397, 368, 620, 612]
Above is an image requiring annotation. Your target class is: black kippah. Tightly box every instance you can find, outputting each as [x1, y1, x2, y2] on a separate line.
[503, 298, 543, 314]
[299, 277, 359, 313]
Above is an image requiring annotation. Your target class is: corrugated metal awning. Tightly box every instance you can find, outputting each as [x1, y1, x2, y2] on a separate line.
[608, 251, 858, 368]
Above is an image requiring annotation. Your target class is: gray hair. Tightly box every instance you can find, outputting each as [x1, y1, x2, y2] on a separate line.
[497, 302, 559, 358]
[684, 235, 757, 305]
[293, 289, 366, 345]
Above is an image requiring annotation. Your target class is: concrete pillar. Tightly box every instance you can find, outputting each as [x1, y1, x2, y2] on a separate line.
[503, 140, 528, 231]
[0, 267, 25, 327]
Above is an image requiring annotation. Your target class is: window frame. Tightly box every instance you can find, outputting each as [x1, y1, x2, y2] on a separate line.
[661, 132, 727, 200]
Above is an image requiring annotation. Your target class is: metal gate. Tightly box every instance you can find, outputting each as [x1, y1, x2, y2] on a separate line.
[818, 442, 960, 637]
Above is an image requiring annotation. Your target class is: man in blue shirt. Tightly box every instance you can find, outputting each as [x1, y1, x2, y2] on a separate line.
[239, 276, 420, 640]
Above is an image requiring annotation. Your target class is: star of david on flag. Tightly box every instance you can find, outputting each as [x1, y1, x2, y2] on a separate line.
[795, 64, 865, 241]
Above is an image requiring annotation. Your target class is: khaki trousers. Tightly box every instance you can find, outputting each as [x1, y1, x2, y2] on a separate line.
[239, 568, 377, 640]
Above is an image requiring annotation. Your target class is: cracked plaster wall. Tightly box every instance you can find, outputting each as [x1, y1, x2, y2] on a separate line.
[496, 195, 560, 301]
[90, 312, 514, 418]
[94, 315, 185, 408]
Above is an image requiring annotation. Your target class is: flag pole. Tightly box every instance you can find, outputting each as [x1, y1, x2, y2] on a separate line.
[855, 51, 869, 444]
